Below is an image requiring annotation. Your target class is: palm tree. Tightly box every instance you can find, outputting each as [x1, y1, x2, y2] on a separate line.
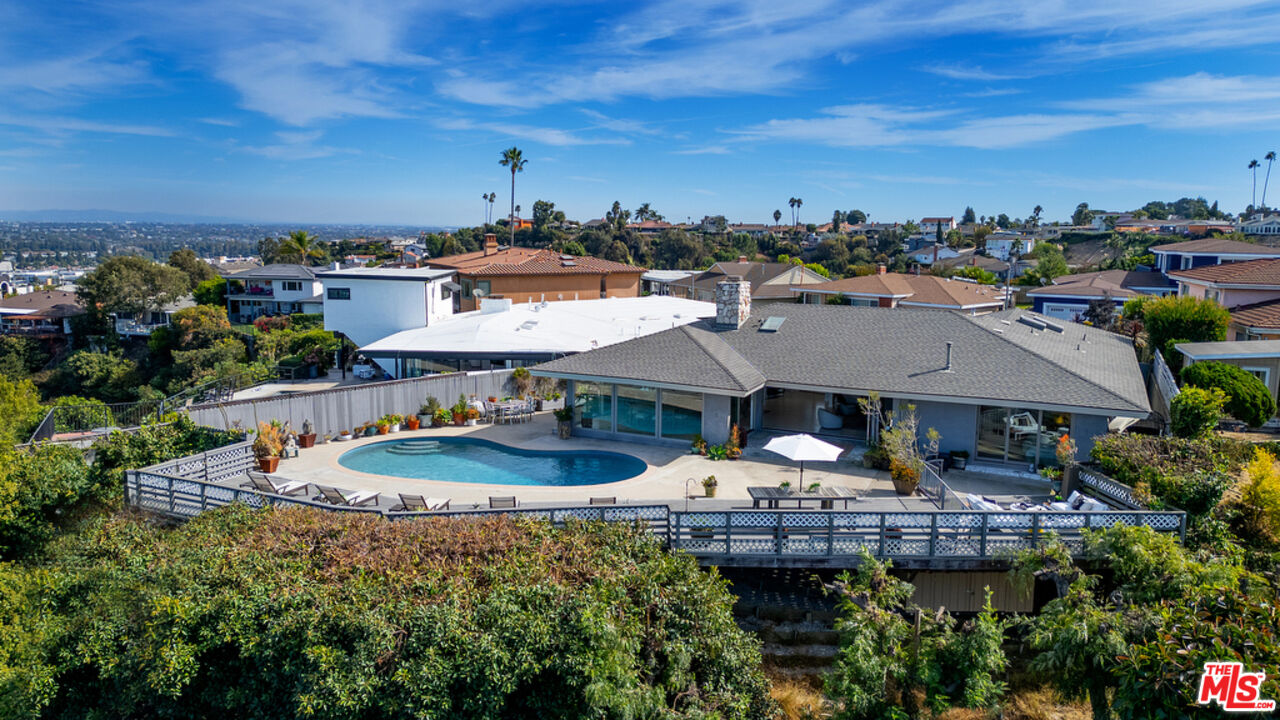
[499, 147, 527, 244]
[1032, 205, 1043, 228]
[773, 209, 782, 226]
[278, 230, 325, 265]
[1263, 151, 1277, 210]
[481, 193, 489, 225]
[1250, 159, 1261, 211]
[488, 192, 497, 224]
[794, 198, 803, 228]
[788, 197, 797, 226]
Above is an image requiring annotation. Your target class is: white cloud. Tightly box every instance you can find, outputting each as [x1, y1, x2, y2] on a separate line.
[922, 63, 1025, 81]
[0, 113, 175, 137]
[672, 145, 732, 155]
[241, 129, 357, 160]
[437, 118, 630, 146]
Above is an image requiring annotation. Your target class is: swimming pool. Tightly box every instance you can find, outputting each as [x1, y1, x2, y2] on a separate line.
[337, 437, 647, 486]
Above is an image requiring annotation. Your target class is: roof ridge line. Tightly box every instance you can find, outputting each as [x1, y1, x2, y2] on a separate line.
[679, 324, 761, 392]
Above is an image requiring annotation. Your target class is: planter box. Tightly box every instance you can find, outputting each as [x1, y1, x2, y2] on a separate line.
[257, 456, 280, 473]
[297, 433, 316, 449]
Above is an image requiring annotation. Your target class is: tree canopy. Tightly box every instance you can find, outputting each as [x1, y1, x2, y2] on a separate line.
[1135, 294, 1230, 365]
[76, 255, 190, 318]
[167, 248, 218, 289]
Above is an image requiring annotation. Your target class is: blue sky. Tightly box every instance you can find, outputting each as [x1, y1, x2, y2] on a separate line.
[2, 0, 1279, 226]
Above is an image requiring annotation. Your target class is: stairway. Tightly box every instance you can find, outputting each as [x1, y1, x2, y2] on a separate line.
[384, 440, 445, 456]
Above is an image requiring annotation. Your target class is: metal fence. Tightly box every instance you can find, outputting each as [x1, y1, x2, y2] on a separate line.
[917, 461, 964, 510]
[125, 442, 1187, 563]
[187, 370, 515, 438]
[27, 399, 164, 444]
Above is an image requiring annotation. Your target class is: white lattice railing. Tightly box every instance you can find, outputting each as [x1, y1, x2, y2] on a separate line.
[1077, 467, 1146, 509]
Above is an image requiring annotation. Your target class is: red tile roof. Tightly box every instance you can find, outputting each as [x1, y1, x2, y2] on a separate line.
[1151, 237, 1280, 255]
[1168, 258, 1280, 286]
[426, 247, 644, 277]
[1230, 299, 1280, 329]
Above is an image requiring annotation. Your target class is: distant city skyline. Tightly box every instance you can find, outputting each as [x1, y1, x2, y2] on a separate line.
[1, 0, 1278, 225]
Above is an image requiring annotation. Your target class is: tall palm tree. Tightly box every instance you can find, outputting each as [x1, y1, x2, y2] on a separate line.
[773, 209, 782, 226]
[279, 230, 325, 266]
[1250, 159, 1261, 211]
[499, 147, 527, 244]
[788, 197, 797, 226]
[1032, 205, 1043, 228]
[1263, 151, 1277, 210]
[481, 193, 489, 225]
[794, 198, 803, 228]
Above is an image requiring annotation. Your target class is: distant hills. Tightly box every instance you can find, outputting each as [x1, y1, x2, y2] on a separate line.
[0, 209, 254, 224]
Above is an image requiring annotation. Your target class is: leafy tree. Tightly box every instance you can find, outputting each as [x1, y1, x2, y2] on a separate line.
[1170, 385, 1226, 438]
[961, 206, 976, 224]
[1072, 202, 1094, 226]
[47, 350, 141, 403]
[1181, 360, 1277, 427]
[257, 235, 281, 264]
[167, 248, 218, 290]
[499, 146, 527, 245]
[3, 507, 776, 719]
[1233, 447, 1280, 548]
[995, 213, 1011, 229]
[531, 199, 564, 235]
[605, 201, 630, 233]
[1082, 296, 1116, 329]
[0, 337, 46, 381]
[0, 443, 93, 558]
[948, 265, 998, 284]
[76, 256, 190, 318]
[846, 209, 867, 224]
[191, 277, 226, 307]
[0, 376, 43, 446]
[832, 209, 844, 234]
[1139, 295, 1230, 367]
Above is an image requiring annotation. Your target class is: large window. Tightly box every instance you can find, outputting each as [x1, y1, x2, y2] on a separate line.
[977, 406, 1072, 468]
[576, 382, 613, 432]
[616, 385, 657, 436]
[327, 287, 350, 300]
[660, 390, 702, 440]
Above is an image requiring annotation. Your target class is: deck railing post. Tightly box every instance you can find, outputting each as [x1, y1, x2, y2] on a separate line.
[200, 481, 207, 511]
[980, 513, 989, 557]
[827, 514, 834, 556]
[1031, 513, 1041, 549]
[878, 513, 886, 557]
[775, 512, 783, 555]
[202, 451, 209, 482]
[168, 477, 176, 515]
[929, 513, 938, 557]
[725, 512, 732, 555]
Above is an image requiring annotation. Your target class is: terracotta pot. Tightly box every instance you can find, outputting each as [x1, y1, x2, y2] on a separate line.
[453, 413, 464, 425]
[891, 472, 919, 496]
[257, 456, 280, 473]
[704, 486, 717, 498]
[377, 425, 389, 435]
[406, 417, 420, 430]
[297, 433, 316, 448]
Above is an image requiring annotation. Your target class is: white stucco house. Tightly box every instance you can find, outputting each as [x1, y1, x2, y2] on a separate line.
[318, 266, 458, 348]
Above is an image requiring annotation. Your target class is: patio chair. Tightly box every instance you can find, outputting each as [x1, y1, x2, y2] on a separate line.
[242, 471, 310, 496]
[817, 407, 843, 430]
[316, 485, 380, 507]
[395, 493, 450, 511]
[489, 496, 517, 509]
[589, 496, 616, 505]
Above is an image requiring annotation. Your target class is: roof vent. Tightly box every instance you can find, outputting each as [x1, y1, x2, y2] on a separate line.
[1017, 315, 1047, 330]
[1043, 320, 1065, 333]
[759, 316, 786, 332]
[560, 254, 574, 260]
[561, 260, 576, 267]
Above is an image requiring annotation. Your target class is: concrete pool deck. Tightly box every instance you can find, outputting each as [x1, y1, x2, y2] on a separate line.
[270, 412, 1052, 511]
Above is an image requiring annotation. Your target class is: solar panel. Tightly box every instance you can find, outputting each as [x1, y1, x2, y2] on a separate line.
[759, 316, 786, 332]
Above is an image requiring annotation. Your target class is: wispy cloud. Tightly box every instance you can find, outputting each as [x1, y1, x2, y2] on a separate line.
[437, 118, 630, 146]
[672, 145, 732, 155]
[0, 113, 175, 137]
[241, 129, 357, 160]
[922, 63, 1025, 81]
[198, 117, 240, 127]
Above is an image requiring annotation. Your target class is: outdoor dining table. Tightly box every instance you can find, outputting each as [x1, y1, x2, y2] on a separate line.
[490, 400, 529, 423]
[748, 486, 859, 509]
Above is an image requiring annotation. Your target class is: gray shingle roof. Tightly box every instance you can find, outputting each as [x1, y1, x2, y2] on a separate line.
[534, 304, 1149, 415]
[224, 264, 317, 280]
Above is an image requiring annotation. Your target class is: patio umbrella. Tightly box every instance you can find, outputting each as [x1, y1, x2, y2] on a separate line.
[762, 433, 843, 486]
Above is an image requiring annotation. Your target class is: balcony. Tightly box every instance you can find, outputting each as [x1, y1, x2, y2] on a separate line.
[115, 318, 170, 337]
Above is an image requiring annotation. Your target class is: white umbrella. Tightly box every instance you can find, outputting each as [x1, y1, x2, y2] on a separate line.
[762, 433, 843, 486]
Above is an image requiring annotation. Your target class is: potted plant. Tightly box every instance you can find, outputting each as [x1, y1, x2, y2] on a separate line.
[465, 407, 480, 426]
[297, 419, 317, 448]
[949, 449, 969, 471]
[363, 422, 378, 437]
[338, 429, 353, 441]
[553, 406, 573, 439]
[376, 418, 390, 435]
[778, 480, 792, 493]
[725, 425, 743, 460]
[432, 407, 451, 428]
[321, 432, 331, 444]
[253, 422, 283, 473]
[419, 397, 440, 426]
[451, 395, 468, 425]
[406, 412, 420, 430]
[807, 482, 821, 492]
[488, 395, 498, 403]
[386, 413, 403, 432]
[690, 434, 708, 455]
[707, 444, 728, 461]
[862, 393, 940, 496]
[702, 475, 718, 498]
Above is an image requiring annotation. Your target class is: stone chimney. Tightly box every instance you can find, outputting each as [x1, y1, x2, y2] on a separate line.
[715, 276, 751, 330]
[483, 233, 498, 256]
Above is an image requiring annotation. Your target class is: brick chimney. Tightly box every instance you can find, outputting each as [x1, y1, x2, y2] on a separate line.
[715, 276, 751, 330]
[483, 233, 498, 256]
[877, 263, 887, 275]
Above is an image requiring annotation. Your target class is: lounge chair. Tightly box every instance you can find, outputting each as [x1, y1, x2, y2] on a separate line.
[817, 407, 843, 430]
[589, 496, 616, 505]
[242, 471, 310, 496]
[395, 493, 450, 511]
[489, 496, 517, 509]
[316, 485, 380, 507]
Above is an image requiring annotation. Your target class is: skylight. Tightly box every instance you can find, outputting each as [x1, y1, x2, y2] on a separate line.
[759, 316, 786, 332]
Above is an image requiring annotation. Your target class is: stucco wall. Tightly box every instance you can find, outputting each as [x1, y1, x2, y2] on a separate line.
[913, 401, 977, 457]
[1070, 414, 1110, 461]
[322, 277, 438, 348]
[701, 394, 732, 445]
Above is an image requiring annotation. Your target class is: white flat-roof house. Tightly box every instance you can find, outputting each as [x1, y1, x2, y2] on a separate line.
[1241, 214, 1280, 236]
[224, 264, 324, 323]
[318, 266, 458, 348]
[984, 234, 1034, 262]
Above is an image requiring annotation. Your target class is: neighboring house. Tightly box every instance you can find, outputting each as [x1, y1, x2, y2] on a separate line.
[628, 221, 674, 235]
[641, 270, 697, 296]
[1025, 270, 1175, 322]
[1150, 237, 1280, 274]
[1224, 300, 1280, 341]
[1241, 214, 1280, 236]
[794, 270, 1005, 314]
[935, 252, 1012, 276]
[531, 279, 1149, 469]
[919, 216, 957, 232]
[223, 264, 324, 323]
[727, 223, 771, 237]
[318, 266, 458, 348]
[425, 234, 645, 313]
[1157, 219, 1236, 237]
[1090, 212, 1129, 230]
[0, 290, 84, 337]
[1167, 258, 1280, 308]
[113, 296, 196, 338]
[909, 244, 961, 266]
[360, 296, 714, 377]
[1176, 340, 1280, 425]
[664, 260, 828, 304]
[984, 234, 1034, 262]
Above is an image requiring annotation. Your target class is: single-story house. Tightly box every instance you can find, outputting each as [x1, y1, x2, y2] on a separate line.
[1240, 214, 1280, 237]
[662, 260, 828, 304]
[1026, 270, 1175, 322]
[0, 290, 85, 338]
[1226, 299, 1280, 341]
[1176, 339, 1280, 425]
[532, 278, 1150, 469]
[794, 270, 1005, 314]
[360, 295, 714, 377]
[1168, 257, 1280, 308]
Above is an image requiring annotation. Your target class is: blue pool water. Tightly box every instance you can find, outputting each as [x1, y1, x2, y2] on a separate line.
[337, 437, 647, 486]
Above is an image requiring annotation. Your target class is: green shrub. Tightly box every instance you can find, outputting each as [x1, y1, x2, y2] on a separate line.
[1169, 385, 1225, 438]
[0, 444, 93, 558]
[1181, 360, 1277, 427]
[2, 507, 776, 719]
[48, 395, 114, 434]
[1138, 295, 1229, 368]
[0, 376, 43, 446]
[87, 416, 244, 502]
